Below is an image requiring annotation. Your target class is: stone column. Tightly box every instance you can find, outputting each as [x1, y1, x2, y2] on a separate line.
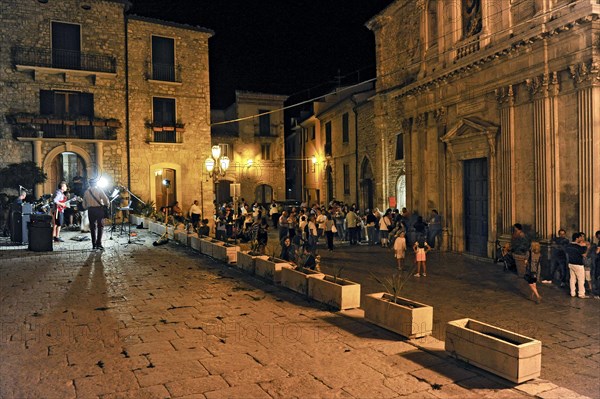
[495, 85, 514, 235]
[32, 140, 43, 198]
[570, 63, 600, 237]
[94, 141, 104, 177]
[526, 72, 560, 239]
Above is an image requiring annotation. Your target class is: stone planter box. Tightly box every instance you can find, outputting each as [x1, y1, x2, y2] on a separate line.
[200, 238, 223, 258]
[281, 265, 324, 296]
[175, 230, 190, 245]
[254, 256, 290, 283]
[148, 221, 166, 235]
[213, 243, 240, 264]
[363, 293, 433, 339]
[237, 251, 264, 274]
[307, 275, 361, 310]
[445, 318, 542, 384]
[190, 235, 202, 252]
[129, 214, 143, 226]
[141, 217, 150, 229]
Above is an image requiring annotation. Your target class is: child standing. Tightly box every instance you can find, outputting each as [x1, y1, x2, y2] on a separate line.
[393, 231, 407, 270]
[413, 237, 431, 277]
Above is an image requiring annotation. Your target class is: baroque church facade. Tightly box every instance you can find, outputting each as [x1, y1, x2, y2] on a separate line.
[367, 0, 599, 256]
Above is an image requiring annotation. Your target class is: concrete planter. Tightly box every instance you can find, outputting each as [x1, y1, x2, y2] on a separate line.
[254, 257, 290, 283]
[149, 221, 166, 235]
[445, 318, 542, 384]
[213, 243, 240, 264]
[200, 238, 223, 258]
[363, 293, 433, 339]
[307, 275, 361, 310]
[175, 230, 191, 246]
[237, 251, 263, 274]
[129, 214, 144, 226]
[190, 235, 202, 251]
[281, 265, 324, 296]
[142, 217, 150, 229]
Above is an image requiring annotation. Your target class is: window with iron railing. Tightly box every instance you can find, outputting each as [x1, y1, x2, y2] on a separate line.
[152, 36, 176, 82]
[261, 143, 271, 161]
[325, 121, 332, 157]
[257, 110, 272, 136]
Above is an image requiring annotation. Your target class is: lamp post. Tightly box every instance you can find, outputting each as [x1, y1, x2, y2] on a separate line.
[203, 145, 230, 230]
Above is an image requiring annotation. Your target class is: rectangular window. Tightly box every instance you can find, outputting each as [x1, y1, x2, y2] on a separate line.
[395, 134, 404, 160]
[40, 90, 93, 117]
[303, 127, 308, 142]
[311, 125, 315, 140]
[342, 113, 349, 143]
[219, 143, 232, 158]
[153, 97, 176, 125]
[52, 22, 81, 69]
[343, 164, 350, 194]
[152, 36, 175, 81]
[261, 143, 271, 160]
[258, 110, 271, 136]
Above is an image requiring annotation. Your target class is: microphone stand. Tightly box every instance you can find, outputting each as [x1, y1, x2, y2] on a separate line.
[118, 186, 144, 245]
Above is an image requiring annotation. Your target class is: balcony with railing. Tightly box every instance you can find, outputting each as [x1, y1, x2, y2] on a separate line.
[146, 122, 185, 144]
[255, 125, 279, 137]
[8, 114, 120, 141]
[146, 61, 182, 83]
[12, 46, 117, 74]
[455, 36, 481, 61]
[324, 142, 332, 157]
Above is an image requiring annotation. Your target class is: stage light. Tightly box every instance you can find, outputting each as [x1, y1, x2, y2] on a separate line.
[110, 188, 120, 199]
[98, 176, 109, 189]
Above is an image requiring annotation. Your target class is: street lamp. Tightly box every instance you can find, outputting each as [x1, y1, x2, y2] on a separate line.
[205, 145, 230, 181]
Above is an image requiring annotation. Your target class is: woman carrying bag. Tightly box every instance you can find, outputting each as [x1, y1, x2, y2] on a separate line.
[525, 241, 543, 303]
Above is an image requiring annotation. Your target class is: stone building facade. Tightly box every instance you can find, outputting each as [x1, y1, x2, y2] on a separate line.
[1, 0, 213, 217]
[367, 0, 599, 256]
[210, 91, 287, 206]
[292, 83, 376, 208]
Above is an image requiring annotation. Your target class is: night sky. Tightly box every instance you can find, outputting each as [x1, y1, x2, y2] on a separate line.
[129, 0, 394, 109]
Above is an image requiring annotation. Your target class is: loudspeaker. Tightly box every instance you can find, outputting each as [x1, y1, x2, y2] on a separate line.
[10, 211, 30, 244]
[28, 221, 53, 252]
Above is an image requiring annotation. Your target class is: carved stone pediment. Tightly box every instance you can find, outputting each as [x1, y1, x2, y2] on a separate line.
[440, 117, 498, 144]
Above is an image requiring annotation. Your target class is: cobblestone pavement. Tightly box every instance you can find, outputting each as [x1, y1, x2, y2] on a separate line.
[0, 227, 596, 398]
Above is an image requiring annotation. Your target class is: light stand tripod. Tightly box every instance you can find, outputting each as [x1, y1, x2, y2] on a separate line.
[119, 187, 144, 244]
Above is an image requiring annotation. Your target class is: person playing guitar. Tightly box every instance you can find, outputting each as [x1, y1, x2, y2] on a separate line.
[52, 181, 68, 242]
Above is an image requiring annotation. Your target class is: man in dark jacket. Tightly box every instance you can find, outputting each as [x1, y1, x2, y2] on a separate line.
[565, 232, 588, 298]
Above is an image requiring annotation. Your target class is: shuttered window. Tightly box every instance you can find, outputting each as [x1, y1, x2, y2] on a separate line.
[153, 97, 176, 125]
[152, 36, 175, 81]
[40, 90, 93, 117]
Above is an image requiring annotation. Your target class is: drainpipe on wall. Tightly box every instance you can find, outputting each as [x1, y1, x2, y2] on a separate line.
[352, 99, 360, 208]
[124, 13, 131, 189]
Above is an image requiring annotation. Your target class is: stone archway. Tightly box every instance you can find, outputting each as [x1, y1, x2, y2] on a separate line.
[42, 144, 93, 194]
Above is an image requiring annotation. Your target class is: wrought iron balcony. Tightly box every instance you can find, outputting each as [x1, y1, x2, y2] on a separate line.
[12, 46, 117, 74]
[146, 61, 182, 83]
[13, 124, 117, 140]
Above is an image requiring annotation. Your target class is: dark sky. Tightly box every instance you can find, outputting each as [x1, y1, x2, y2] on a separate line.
[129, 0, 393, 109]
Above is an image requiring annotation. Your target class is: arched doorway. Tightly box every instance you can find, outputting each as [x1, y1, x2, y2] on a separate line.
[255, 184, 273, 206]
[396, 174, 406, 210]
[360, 157, 374, 211]
[326, 165, 334, 204]
[155, 168, 177, 209]
[49, 151, 87, 193]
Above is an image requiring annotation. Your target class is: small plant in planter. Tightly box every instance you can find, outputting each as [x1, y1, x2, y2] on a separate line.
[370, 269, 414, 304]
[106, 118, 121, 128]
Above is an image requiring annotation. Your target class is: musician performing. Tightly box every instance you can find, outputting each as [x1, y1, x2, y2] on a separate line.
[82, 177, 109, 250]
[52, 181, 68, 242]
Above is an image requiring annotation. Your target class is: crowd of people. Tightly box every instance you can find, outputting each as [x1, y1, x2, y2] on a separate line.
[502, 224, 600, 302]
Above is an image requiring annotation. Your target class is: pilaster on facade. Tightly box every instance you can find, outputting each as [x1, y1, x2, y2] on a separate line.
[526, 72, 560, 239]
[495, 85, 515, 236]
[569, 62, 600, 237]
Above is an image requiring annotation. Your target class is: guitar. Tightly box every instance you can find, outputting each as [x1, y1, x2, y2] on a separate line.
[55, 196, 81, 213]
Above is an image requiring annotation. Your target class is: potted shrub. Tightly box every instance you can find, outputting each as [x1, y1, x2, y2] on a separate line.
[76, 117, 90, 126]
[14, 113, 34, 124]
[175, 120, 185, 132]
[92, 118, 106, 127]
[32, 116, 47, 124]
[307, 265, 361, 310]
[106, 118, 121, 128]
[364, 271, 433, 339]
[47, 115, 63, 125]
[63, 119, 75, 126]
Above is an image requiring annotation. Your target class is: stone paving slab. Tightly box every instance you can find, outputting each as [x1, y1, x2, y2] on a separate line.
[0, 229, 595, 398]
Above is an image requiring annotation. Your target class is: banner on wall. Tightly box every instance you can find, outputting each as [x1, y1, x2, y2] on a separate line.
[389, 196, 396, 208]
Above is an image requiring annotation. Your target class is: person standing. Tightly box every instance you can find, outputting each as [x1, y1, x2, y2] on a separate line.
[427, 209, 442, 249]
[542, 229, 569, 285]
[82, 178, 109, 250]
[413, 236, 431, 277]
[511, 223, 530, 277]
[269, 202, 280, 228]
[189, 200, 202, 229]
[15, 190, 27, 204]
[525, 241, 543, 303]
[565, 232, 588, 298]
[324, 213, 335, 251]
[394, 231, 407, 270]
[52, 181, 68, 242]
[379, 209, 393, 248]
